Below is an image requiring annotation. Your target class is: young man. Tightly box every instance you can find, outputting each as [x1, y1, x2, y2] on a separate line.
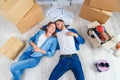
[49, 19, 85, 80]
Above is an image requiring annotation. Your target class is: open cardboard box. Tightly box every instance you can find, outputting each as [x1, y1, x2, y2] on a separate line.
[87, 21, 116, 49]
[89, 0, 120, 12]
[79, 0, 112, 24]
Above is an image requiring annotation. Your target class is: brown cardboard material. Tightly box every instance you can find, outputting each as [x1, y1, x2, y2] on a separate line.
[89, 0, 120, 12]
[0, 0, 34, 24]
[102, 10, 113, 16]
[0, 37, 25, 60]
[17, 3, 44, 33]
[79, 0, 112, 24]
[0, 0, 5, 6]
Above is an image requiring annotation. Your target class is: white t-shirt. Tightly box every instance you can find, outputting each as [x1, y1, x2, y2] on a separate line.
[37, 33, 47, 47]
[57, 29, 78, 55]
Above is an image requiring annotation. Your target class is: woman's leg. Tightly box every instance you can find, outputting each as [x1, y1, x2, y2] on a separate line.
[10, 57, 40, 80]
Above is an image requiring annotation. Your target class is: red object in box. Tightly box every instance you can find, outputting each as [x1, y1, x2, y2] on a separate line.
[96, 25, 104, 33]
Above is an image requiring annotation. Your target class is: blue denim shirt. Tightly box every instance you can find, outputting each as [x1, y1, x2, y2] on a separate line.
[25, 30, 57, 57]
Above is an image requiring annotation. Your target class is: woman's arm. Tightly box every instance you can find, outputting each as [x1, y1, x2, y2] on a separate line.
[33, 47, 46, 54]
[45, 38, 57, 57]
[30, 41, 37, 49]
[30, 41, 46, 54]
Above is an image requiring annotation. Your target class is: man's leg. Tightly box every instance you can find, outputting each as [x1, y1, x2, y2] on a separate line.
[49, 56, 69, 80]
[70, 54, 85, 80]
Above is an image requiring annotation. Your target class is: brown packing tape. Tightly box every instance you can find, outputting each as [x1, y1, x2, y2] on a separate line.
[101, 10, 112, 16]
[79, 4, 110, 24]
[89, 0, 120, 12]
[17, 3, 44, 33]
[91, 8, 101, 12]
[91, 8, 112, 17]
[0, 0, 34, 24]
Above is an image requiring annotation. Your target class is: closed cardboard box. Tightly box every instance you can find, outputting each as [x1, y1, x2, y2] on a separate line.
[79, 0, 112, 24]
[89, 0, 120, 12]
[0, 0, 34, 24]
[17, 3, 44, 33]
[0, 37, 25, 60]
[0, 0, 5, 6]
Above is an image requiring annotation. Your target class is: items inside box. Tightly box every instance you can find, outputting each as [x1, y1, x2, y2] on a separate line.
[87, 25, 111, 44]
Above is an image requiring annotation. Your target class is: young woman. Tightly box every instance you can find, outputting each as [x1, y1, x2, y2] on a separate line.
[10, 22, 57, 80]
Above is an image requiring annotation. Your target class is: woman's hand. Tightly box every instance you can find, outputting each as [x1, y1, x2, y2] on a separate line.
[66, 32, 78, 38]
[30, 41, 38, 49]
[33, 47, 46, 54]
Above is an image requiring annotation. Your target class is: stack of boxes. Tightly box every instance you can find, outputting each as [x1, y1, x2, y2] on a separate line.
[79, 0, 120, 24]
[80, 0, 120, 48]
[0, 37, 25, 60]
[0, 0, 44, 33]
[0, 0, 44, 60]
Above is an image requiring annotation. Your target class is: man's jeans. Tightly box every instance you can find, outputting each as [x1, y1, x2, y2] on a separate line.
[10, 52, 41, 80]
[49, 54, 84, 80]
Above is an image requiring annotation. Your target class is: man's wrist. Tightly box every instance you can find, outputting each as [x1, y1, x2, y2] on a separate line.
[74, 33, 78, 37]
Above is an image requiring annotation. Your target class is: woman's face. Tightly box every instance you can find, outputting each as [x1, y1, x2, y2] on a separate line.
[47, 23, 56, 34]
[116, 42, 120, 49]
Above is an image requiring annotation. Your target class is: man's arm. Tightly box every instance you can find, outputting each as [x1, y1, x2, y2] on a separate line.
[67, 28, 85, 44]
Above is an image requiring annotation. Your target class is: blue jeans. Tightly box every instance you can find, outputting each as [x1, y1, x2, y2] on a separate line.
[10, 51, 41, 80]
[49, 54, 84, 80]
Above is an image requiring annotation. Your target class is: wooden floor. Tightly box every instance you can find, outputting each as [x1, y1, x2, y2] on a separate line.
[0, 3, 120, 80]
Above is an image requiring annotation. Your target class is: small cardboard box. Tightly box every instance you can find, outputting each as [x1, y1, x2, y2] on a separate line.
[87, 21, 115, 49]
[0, 0, 34, 24]
[79, 0, 112, 24]
[89, 0, 120, 12]
[0, 37, 25, 60]
[17, 3, 44, 33]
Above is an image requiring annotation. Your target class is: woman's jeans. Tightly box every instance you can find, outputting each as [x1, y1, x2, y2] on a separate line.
[10, 51, 41, 80]
[49, 54, 84, 80]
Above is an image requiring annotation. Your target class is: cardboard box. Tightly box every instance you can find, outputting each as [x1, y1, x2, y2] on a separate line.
[89, 0, 120, 12]
[87, 21, 114, 48]
[79, 0, 112, 24]
[17, 3, 44, 33]
[0, 37, 25, 60]
[0, 0, 34, 24]
[0, 0, 5, 6]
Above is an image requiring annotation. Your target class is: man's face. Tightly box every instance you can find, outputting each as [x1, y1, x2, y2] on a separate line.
[55, 21, 64, 30]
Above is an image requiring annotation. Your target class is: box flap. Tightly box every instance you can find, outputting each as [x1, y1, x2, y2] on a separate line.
[89, 0, 120, 12]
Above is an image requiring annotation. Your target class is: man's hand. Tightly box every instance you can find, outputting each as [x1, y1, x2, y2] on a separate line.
[66, 32, 78, 38]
